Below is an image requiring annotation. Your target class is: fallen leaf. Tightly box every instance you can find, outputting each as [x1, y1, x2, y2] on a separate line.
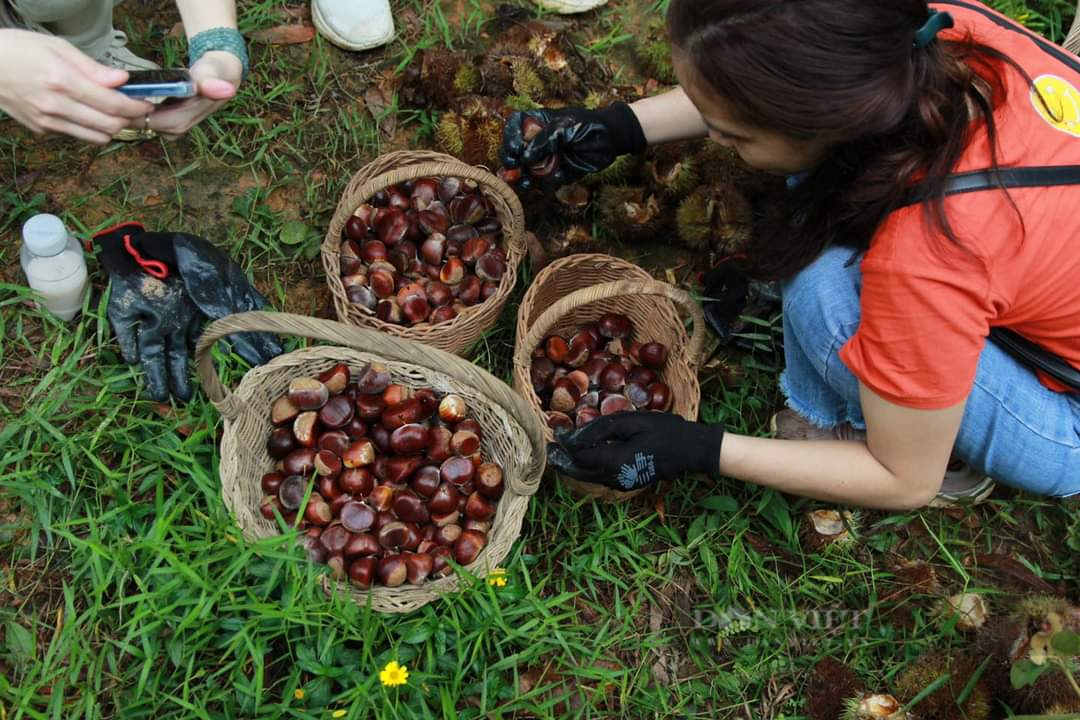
[251, 24, 316, 45]
[362, 86, 397, 138]
[970, 553, 1059, 594]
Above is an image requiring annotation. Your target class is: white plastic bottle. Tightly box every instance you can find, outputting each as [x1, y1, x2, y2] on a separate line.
[19, 214, 89, 322]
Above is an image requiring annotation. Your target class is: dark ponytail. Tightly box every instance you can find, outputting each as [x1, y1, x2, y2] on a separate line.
[667, 0, 1020, 280]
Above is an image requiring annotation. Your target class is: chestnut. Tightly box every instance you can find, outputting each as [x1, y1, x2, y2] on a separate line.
[342, 439, 375, 468]
[577, 391, 600, 410]
[411, 177, 439, 209]
[383, 384, 414, 407]
[438, 395, 467, 424]
[465, 492, 495, 521]
[546, 411, 574, 432]
[288, 377, 330, 411]
[302, 534, 328, 563]
[582, 357, 608, 388]
[599, 363, 628, 393]
[475, 253, 506, 283]
[460, 236, 491, 264]
[418, 205, 450, 235]
[639, 342, 668, 369]
[379, 521, 411, 550]
[606, 338, 626, 357]
[414, 389, 438, 419]
[430, 306, 457, 324]
[404, 552, 434, 585]
[360, 239, 388, 264]
[369, 424, 391, 454]
[626, 382, 652, 409]
[440, 456, 475, 486]
[427, 482, 461, 515]
[259, 495, 283, 520]
[600, 395, 633, 415]
[530, 357, 556, 393]
[545, 335, 570, 364]
[425, 281, 452, 308]
[476, 463, 505, 499]
[352, 203, 377, 226]
[326, 554, 348, 581]
[393, 490, 430, 524]
[267, 427, 296, 459]
[340, 253, 364, 278]
[566, 370, 590, 397]
[427, 425, 453, 463]
[340, 501, 376, 533]
[438, 177, 461, 204]
[401, 295, 431, 325]
[355, 393, 386, 422]
[369, 269, 396, 300]
[375, 298, 403, 324]
[411, 465, 441, 498]
[628, 366, 658, 387]
[279, 475, 309, 511]
[345, 215, 368, 241]
[480, 281, 498, 301]
[430, 546, 453, 577]
[550, 380, 580, 414]
[648, 382, 673, 411]
[373, 510, 396, 532]
[386, 185, 410, 210]
[417, 539, 438, 554]
[318, 476, 341, 500]
[271, 394, 300, 426]
[345, 417, 368, 439]
[320, 524, 350, 556]
[401, 522, 422, 551]
[318, 395, 354, 429]
[376, 207, 409, 246]
[598, 313, 632, 340]
[564, 339, 591, 368]
[449, 193, 486, 225]
[344, 531, 381, 559]
[293, 411, 320, 447]
[453, 530, 487, 565]
[371, 189, 389, 206]
[348, 557, 376, 588]
[435, 523, 462, 546]
[314, 449, 343, 478]
[431, 510, 460, 527]
[283, 448, 317, 476]
[455, 418, 483, 440]
[446, 223, 478, 245]
[317, 363, 350, 395]
[384, 456, 422, 485]
[261, 472, 285, 494]
[318, 430, 351, 457]
[305, 496, 333, 526]
[381, 397, 423, 430]
[340, 467, 375, 497]
[450, 429, 480, 456]
[346, 284, 378, 311]
[356, 362, 392, 395]
[378, 554, 407, 587]
[330, 492, 353, 516]
[440, 257, 465, 285]
[458, 275, 482, 306]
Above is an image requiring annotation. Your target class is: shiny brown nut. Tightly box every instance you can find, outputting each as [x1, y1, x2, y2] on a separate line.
[475, 253, 506, 283]
[355, 393, 386, 422]
[577, 390, 600, 411]
[344, 532, 381, 558]
[450, 429, 480, 456]
[318, 430, 351, 458]
[411, 465, 441, 498]
[393, 489, 431, 524]
[356, 362, 392, 395]
[427, 426, 453, 463]
[430, 306, 457, 324]
[345, 215, 368, 242]
[386, 185, 410, 210]
[600, 363, 628, 393]
[318, 395, 354, 429]
[267, 427, 296, 459]
[438, 395, 467, 424]
[376, 207, 409, 246]
[414, 389, 438, 420]
[431, 510, 460, 528]
[401, 295, 431, 325]
[530, 357, 556, 393]
[480, 281, 498, 301]
[430, 546, 453, 577]
[550, 380, 580, 414]
[575, 406, 599, 427]
[453, 529, 487, 565]
[449, 193, 486, 225]
[369, 424, 391, 454]
[340, 253, 364, 277]
[421, 233, 447, 265]
[371, 189, 390, 207]
[463, 519, 491, 534]
[345, 417, 369, 439]
[342, 439, 376, 468]
[301, 534, 327, 563]
[317, 363, 350, 396]
[385, 455, 423, 485]
[545, 335, 570, 364]
[440, 456, 475, 486]
[288, 377, 330, 411]
[628, 366, 658, 387]
[369, 269, 396, 300]
[404, 552, 434, 585]
[446, 223, 478, 245]
[418, 204, 451, 235]
[305, 497, 333, 526]
[278, 474, 309, 511]
[259, 495, 283, 520]
[383, 384, 414, 407]
[348, 556, 376, 588]
[396, 281, 426, 306]
[353, 203, 378, 226]
[401, 522, 422, 551]
[565, 339, 591, 368]
[326, 554, 348, 581]
[411, 177, 439, 210]
[388, 246, 413, 275]
[378, 521, 410, 550]
[283, 449, 317, 476]
[271, 394, 300, 426]
[261, 472, 285, 494]
[329, 492, 353, 516]
[417, 539, 438, 555]
[600, 394, 634, 415]
[340, 501, 377, 533]
[648, 382, 673, 411]
[582, 357, 608, 388]
[571, 330, 600, 353]
[339, 467, 375, 497]
[566, 370, 590, 397]
[438, 177, 462, 204]
[293, 411, 320, 447]
[346, 284, 378, 310]
[427, 481, 461, 515]
[464, 492, 495, 522]
[598, 313, 632, 340]
[639, 342, 667, 369]
[458, 275, 482, 306]
[435, 523, 462, 546]
[381, 397, 423, 430]
[475, 463, 504, 499]
[377, 554, 407, 587]
[375, 298, 403, 324]
[425, 281, 453, 307]
[314, 449, 343, 478]
[546, 411, 574, 432]
[389, 424, 429, 456]
[626, 382, 652, 409]
[373, 509, 396, 532]
[440, 257, 466, 285]
[460, 236, 491, 265]
[360, 239, 388, 264]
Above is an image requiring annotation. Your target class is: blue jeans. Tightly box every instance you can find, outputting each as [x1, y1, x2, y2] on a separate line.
[779, 245, 1080, 496]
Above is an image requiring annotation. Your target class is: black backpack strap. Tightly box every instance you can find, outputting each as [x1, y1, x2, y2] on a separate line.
[989, 327, 1080, 390]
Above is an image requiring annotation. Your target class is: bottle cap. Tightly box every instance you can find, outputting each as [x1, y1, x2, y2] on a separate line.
[22, 214, 69, 257]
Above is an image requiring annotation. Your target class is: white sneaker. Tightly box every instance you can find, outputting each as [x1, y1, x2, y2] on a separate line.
[312, 0, 394, 52]
[534, 0, 608, 13]
[94, 29, 159, 71]
[928, 460, 996, 508]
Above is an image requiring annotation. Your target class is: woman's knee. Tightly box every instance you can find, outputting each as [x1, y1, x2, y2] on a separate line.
[781, 245, 863, 347]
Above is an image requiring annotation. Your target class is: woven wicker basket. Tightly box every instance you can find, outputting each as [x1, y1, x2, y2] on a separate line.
[195, 311, 545, 613]
[322, 150, 526, 356]
[512, 254, 705, 502]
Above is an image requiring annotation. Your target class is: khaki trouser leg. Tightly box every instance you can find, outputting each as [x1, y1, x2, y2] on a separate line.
[8, 0, 114, 58]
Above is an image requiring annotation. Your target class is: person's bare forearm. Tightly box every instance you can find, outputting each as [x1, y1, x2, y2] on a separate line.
[629, 88, 708, 145]
[174, 0, 237, 37]
[718, 434, 933, 510]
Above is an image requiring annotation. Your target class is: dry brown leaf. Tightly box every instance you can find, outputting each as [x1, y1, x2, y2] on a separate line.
[251, 24, 316, 45]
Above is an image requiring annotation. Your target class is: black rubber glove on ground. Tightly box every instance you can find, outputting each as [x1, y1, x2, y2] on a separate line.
[95, 223, 282, 402]
[701, 256, 751, 346]
[547, 412, 725, 491]
[499, 102, 647, 190]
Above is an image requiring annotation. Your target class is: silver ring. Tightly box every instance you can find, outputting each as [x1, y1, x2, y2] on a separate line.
[140, 114, 154, 139]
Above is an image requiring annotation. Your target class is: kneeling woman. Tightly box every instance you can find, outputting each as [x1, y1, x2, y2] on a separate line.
[500, 0, 1080, 508]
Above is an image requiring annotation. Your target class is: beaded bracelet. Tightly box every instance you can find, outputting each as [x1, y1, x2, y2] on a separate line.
[189, 27, 249, 80]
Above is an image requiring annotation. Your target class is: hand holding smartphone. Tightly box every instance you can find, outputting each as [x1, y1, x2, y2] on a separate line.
[117, 70, 197, 99]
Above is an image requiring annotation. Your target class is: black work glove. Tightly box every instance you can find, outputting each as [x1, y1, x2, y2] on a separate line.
[701, 255, 752, 346]
[499, 102, 647, 190]
[95, 222, 282, 402]
[547, 412, 725, 491]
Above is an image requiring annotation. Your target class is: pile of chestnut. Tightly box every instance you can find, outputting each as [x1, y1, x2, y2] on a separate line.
[337, 177, 508, 326]
[260, 361, 504, 589]
[530, 313, 674, 432]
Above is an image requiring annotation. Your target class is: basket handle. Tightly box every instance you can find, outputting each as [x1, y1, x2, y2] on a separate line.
[195, 311, 547, 496]
[515, 279, 707, 372]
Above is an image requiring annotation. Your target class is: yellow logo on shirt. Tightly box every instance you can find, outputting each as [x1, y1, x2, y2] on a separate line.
[1030, 74, 1080, 138]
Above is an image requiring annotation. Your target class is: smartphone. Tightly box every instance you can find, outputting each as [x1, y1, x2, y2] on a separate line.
[117, 70, 197, 99]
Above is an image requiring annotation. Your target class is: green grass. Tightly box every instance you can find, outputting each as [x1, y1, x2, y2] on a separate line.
[2, 1, 1080, 719]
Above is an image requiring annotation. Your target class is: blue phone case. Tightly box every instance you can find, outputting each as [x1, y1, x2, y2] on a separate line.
[117, 81, 197, 98]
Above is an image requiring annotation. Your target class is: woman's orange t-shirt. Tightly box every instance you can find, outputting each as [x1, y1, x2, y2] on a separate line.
[839, 0, 1080, 409]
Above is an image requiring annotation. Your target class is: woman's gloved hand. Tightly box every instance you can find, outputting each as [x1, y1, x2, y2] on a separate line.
[499, 102, 647, 190]
[94, 222, 282, 402]
[701, 255, 751, 345]
[547, 412, 725, 491]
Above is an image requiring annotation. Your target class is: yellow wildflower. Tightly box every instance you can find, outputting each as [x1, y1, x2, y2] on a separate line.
[332, 711, 347, 718]
[487, 568, 508, 588]
[293, 689, 305, 700]
[379, 661, 409, 687]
